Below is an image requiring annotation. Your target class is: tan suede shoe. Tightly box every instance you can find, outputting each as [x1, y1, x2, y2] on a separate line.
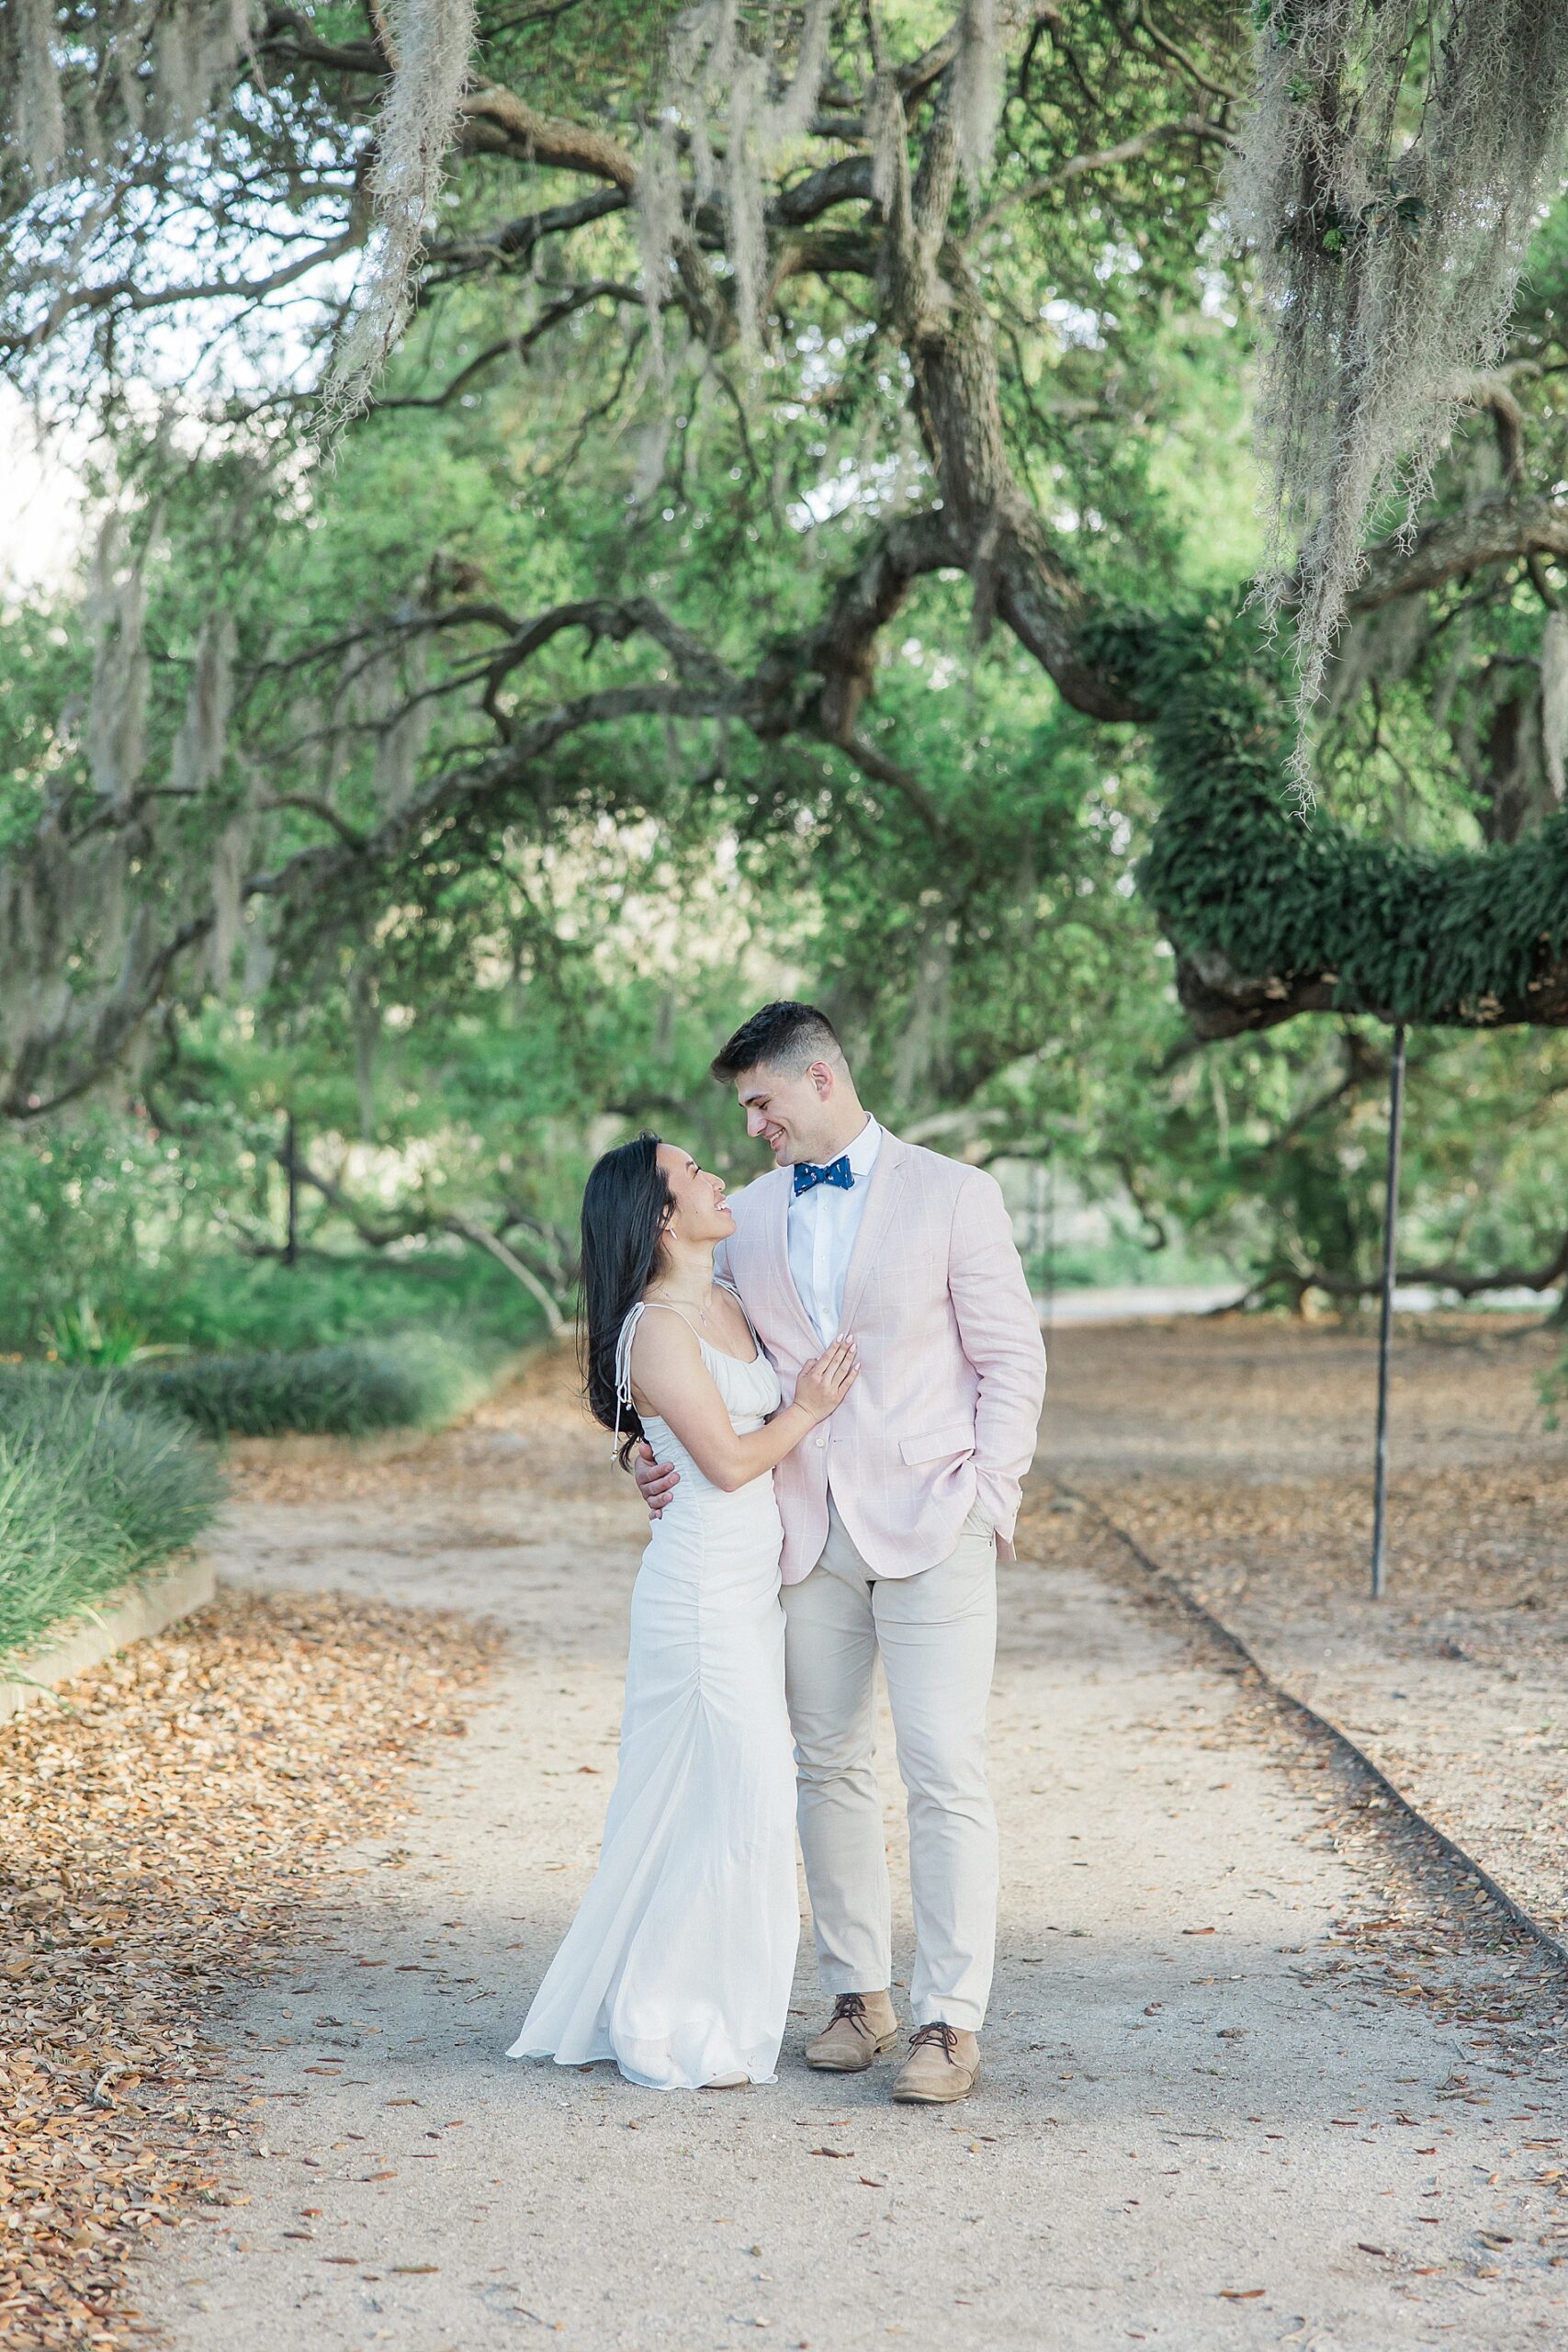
[891, 2022, 980, 2104]
[804, 1991, 900, 2072]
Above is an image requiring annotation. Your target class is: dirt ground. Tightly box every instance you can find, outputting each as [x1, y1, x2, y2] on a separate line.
[107, 1332, 1568, 2352]
[1032, 1313, 1568, 1946]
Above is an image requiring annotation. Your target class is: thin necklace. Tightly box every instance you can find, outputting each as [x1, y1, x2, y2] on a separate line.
[651, 1282, 715, 1327]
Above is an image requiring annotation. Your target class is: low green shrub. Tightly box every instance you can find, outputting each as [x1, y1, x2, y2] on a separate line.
[0, 1377, 222, 1661]
[0, 1115, 556, 1363]
[118, 1251, 552, 1360]
[115, 1333, 495, 1440]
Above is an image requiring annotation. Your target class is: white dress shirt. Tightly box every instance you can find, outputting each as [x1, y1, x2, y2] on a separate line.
[786, 1116, 882, 1345]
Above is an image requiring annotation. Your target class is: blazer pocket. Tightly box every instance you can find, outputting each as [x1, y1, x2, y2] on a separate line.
[898, 1422, 976, 1466]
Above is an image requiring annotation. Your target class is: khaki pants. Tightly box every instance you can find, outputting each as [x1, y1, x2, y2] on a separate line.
[781, 1498, 999, 2032]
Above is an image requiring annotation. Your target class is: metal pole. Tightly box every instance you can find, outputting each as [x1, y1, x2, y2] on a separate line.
[1047, 1154, 1056, 1331]
[1371, 1024, 1407, 1599]
[284, 1109, 299, 1268]
[1034, 1161, 1062, 1345]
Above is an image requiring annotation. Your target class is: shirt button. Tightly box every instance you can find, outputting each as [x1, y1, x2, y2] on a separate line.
[814, 1436, 827, 1449]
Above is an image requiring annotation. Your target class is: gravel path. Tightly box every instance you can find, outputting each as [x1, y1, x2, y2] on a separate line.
[136, 1356, 1568, 2350]
[1042, 1317, 1568, 1949]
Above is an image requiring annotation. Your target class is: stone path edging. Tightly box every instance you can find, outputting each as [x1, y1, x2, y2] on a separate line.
[1054, 1479, 1568, 1976]
[0, 1555, 217, 1724]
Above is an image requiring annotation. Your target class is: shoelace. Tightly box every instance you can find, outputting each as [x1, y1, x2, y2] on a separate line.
[830, 1993, 874, 2039]
[907, 2021, 959, 2063]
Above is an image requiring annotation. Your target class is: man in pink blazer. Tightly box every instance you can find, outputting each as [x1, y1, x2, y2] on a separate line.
[635, 1001, 1046, 2103]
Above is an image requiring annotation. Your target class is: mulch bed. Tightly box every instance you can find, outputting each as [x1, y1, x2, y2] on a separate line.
[1019, 1382, 1568, 2168]
[0, 1589, 501, 2351]
[1025, 1313, 1568, 1952]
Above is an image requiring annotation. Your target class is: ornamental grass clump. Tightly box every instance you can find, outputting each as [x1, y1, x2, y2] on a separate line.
[0, 1376, 221, 1662]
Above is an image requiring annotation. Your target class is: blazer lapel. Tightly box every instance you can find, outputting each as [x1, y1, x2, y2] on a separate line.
[837, 1130, 909, 1333]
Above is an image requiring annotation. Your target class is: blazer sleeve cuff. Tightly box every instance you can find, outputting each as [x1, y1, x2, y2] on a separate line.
[975, 1470, 1021, 1544]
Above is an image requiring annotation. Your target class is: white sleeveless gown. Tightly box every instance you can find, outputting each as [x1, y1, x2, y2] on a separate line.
[507, 1304, 800, 2089]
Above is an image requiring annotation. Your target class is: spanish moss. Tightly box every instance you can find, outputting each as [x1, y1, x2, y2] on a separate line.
[1231, 0, 1568, 800]
[325, 0, 478, 417]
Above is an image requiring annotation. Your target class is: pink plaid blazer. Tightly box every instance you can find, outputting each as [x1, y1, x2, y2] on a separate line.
[717, 1129, 1047, 1585]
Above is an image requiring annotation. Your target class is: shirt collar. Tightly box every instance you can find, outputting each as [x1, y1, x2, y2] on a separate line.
[845, 1116, 881, 1178]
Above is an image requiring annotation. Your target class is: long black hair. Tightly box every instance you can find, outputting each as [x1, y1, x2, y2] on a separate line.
[581, 1131, 673, 1464]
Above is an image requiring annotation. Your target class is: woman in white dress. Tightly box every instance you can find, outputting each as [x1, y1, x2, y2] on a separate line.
[508, 1132, 858, 2092]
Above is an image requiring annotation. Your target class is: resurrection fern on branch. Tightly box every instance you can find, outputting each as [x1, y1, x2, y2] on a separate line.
[1120, 609, 1568, 1035]
[1231, 0, 1568, 786]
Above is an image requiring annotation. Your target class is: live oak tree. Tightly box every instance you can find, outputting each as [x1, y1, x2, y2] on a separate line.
[3, 2, 1568, 1312]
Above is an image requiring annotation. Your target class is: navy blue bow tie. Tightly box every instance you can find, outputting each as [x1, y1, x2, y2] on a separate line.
[794, 1155, 854, 1197]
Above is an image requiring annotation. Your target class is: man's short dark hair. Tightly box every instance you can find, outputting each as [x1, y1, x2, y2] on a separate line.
[711, 1001, 844, 1084]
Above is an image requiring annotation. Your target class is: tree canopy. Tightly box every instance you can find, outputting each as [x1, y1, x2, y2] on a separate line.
[3, 1, 1567, 1331]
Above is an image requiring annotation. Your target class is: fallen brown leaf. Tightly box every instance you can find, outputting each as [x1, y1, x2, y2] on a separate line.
[0, 1588, 498, 2351]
